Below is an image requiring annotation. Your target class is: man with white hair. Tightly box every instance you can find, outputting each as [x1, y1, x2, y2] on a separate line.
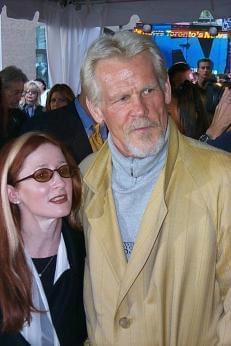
[80, 31, 231, 345]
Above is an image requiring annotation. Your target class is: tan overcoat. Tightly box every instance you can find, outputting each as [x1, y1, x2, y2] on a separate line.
[80, 120, 231, 346]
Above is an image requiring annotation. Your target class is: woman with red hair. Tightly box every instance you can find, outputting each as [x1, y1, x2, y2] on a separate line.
[0, 132, 87, 345]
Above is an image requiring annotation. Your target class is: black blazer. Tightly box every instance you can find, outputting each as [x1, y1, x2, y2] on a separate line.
[20, 101, 93, 164]
[21, 104, 44, 118]
[0, 221, 87, 346]
[0, 109, 27, 149]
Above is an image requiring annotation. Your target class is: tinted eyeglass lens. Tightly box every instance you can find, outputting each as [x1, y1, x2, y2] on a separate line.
[34, 169, 53, 182]
[58, 165, 72, 178]
[34, 165, 72, 182]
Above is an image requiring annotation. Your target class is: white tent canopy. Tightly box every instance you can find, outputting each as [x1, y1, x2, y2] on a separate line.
[1, 0, 231, 27]
[1, 0, 230, 93]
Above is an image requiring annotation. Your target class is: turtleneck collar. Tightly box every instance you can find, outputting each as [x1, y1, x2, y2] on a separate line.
[108, 124, 169, 180]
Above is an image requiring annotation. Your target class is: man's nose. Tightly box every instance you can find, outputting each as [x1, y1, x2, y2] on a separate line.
[131, 95, 147, 116]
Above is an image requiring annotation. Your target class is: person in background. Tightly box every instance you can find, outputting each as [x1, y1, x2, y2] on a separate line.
[0, 77, 10, 148]
[196, 58, 214, 88]
[35, 78, 50, 107]
[168, 62, 208, 139]
[21, 88, 107, 164]
[196, 58, 221, 125]
[21, 80, 44, 118]
[168, 61, 231, 148]
[0, 66, 27, 145]
[45, 83, 75, 111]
[79, 31, 231, 345]
[0, 132, 87, 345]
[168, 62, 193, 89]
[0, 65, 28, 109]
[35, 77, 46, 92]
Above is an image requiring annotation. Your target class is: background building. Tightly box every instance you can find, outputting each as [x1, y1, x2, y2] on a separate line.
[0, 6, 48, 84]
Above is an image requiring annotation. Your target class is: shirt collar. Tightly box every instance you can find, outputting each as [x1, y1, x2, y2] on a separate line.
[75, 96, 94, 133]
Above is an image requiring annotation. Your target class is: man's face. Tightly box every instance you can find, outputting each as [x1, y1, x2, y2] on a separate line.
[87, 52, 171, 158]
[4, 81, 24, 108]
[197, 62, 212, 83]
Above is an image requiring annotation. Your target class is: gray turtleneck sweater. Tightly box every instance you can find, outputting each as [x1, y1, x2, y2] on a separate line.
[108, 127, 169, 259]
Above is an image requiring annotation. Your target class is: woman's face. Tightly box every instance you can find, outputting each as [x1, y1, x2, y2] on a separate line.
[8, 143, 73, 223]
[50, 91, 69, 110]
[24, 89, 38, 105]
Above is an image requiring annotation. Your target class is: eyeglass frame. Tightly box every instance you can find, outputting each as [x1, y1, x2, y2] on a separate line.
[24, 90, 38, 96]
[14, 164, 75, 185]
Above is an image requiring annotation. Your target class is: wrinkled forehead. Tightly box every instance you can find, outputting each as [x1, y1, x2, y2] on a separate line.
[95, 53, 159, 87]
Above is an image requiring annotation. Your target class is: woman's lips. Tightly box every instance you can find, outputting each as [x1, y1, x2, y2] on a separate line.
[49, 194, 68, 204]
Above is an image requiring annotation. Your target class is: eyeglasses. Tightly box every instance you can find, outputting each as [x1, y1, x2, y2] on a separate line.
[24, 90, 37, 95]
[15, 164, 74, 184]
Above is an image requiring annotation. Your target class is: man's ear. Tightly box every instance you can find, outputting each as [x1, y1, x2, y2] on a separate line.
[7, 185, 20, 205]
[86, 97, 104, 124]
[164, 77, 171, 105]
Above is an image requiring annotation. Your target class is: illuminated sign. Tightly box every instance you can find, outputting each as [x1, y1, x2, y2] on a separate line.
[134, 27, 229, 39]
[153, 29, 229, 39]
[133, 22, 230, 73]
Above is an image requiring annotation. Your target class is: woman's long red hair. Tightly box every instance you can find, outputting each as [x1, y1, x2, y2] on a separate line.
[0, 132, 81, 332]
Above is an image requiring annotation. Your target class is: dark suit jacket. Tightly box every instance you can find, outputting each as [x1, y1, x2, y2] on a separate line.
[0, 220, 87, 346]
[0, 109, 27, 149]
[20, 100, 93, 164]
[21, 104, 44, 118]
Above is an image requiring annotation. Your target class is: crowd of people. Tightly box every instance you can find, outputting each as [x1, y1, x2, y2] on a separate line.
[0, 31, 230, 345]
[167, 59, 231, 151]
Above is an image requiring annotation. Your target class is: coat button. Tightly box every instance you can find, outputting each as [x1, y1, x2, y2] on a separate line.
[119, 317, 130, 328]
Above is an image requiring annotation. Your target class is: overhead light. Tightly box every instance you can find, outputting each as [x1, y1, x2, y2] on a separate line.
[209, 26, 218, 36]
[143, 24, 152, 33]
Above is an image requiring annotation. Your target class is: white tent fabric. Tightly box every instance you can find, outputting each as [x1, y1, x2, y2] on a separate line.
[0, 2, 101, 92]
[1, 0, 230, 91]
[0, 0, 231, 27]
[45, 5, 101, 93]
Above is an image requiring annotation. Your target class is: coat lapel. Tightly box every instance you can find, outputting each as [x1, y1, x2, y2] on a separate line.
[83, 146, 127, 283]
[117, 169, 167, 306]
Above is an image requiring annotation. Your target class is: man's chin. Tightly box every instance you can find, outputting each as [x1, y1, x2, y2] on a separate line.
[126, 137, 165, 158]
